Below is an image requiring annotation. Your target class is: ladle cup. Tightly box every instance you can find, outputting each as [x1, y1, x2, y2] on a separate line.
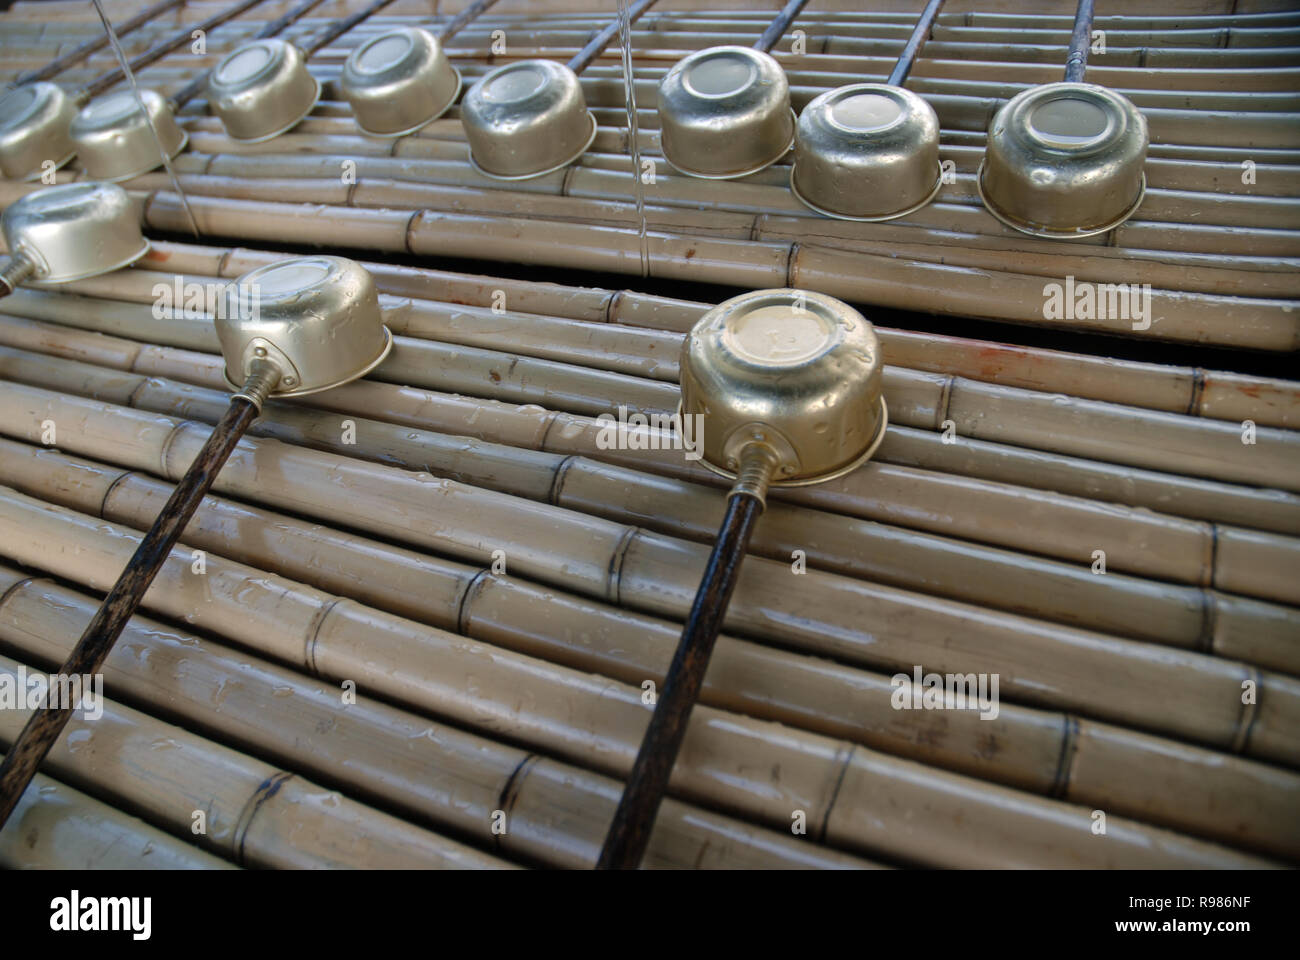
[0, 0, 271, 181]
[461, 0, 658, 180]
[0, 256, 392, 831]
[791, 0, 946, 220]
[656, 0, 810, 180]
[0, 182, 148, 297]
[977, 0, 1148, 238]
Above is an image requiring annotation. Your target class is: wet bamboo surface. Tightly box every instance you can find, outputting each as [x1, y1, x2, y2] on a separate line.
[1, 1, 1298, 870]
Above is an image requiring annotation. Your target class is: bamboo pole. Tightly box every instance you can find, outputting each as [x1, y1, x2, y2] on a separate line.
[0, 488, 1278, 869]
[126, 149, 1300, 243]
[0, 655, 514, 869]
[2, 287, 1296, 539]
[130, 191, 1300, 350]
[179, 239, 1300, 427]
[4, 341, 1298, 661]
[0, 313, 1247, 587]
[0, 763, 237, 869]
[0, 384, 1296, 773]
[11, 266, 1299, 498]
[0, 565, 863, 870]
[2, 436, 1295, 858]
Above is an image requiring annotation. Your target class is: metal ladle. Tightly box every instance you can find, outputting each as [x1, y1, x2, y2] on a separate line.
[68, 0, 333, 180]
[656, 0, 810, 180]
[205, 0, 503, 144]
[597, 289, 887, 869]
[339, 0, 506, 139]
[0, 256, 393, 831]
[977, 0, 1149, 238]
[460, 0, 659, 180]
[0, 182, 148, 297]
[790, 0, 946, 221]
[0, 0, 270, 181]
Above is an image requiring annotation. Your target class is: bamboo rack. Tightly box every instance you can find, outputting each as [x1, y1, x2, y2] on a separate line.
[0, 0, 1297, 872]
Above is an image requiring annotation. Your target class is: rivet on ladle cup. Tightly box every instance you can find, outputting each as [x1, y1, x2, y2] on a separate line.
[0, 256, 392, 831]
[790, 0, 946, 221]
[596, 288, 887, 869]
[460, 0, 659, 181]
[977, 0, 1149, 238]
[0, 182, 148, 297]
[656, 0, 810, 180]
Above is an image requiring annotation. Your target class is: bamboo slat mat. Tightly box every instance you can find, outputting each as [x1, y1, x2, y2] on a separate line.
[0, 0, 1296, 870]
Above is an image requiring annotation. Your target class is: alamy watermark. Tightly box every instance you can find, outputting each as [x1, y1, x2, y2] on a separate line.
[594, 405, 705, 460]
[1043, 275, 1152, 331]
[890, 666, 1000, 720]
[0, 665, 103, 721]
[152, 277, 261, 321]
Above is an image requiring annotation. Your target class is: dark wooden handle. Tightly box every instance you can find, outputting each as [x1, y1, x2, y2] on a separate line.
[438, 0, 502, 43]
[172, 0, 330, 109]
[753, 0, 811, 54]
[0, 398, 258, 831]
[13, 0, 186, 87]
[303, 0, 402, 57]
[596, 492, 764, 869]
[1064, 0, 1097, 83]
[887, 0, 946, 88]
[82, 0, 267, 100]
[566, 0, 660, 75]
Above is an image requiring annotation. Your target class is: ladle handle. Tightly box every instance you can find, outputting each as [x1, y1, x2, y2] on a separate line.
[1064, 0, 1096, 83]
[437, 0, 502, 43]
[13, 0, 186, 88]
[753, 0, 811, 54]
[565, 0, 659, 75]
[171, 0, 330, 109]
[887, 0, 945, 88]
[0, 395, 260, 832]
[302, 0, 401, 57]
[596, 490, 765, 869]
[80, 0, 266, 100]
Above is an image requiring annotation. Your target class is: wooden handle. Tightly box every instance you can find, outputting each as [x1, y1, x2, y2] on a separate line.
[888, 0, 946, 88]
[13, 0, 186, 87]
[753, 0, 811, 54]
[0, 397, 259, 831]
[1064, 0, 1096, 83]
[172, 0, 330, 109]
[81, 0, 267, 100]
[438, 0, 503, 43]
[303, 0, 402, 57]
[566, 0, 660, 75]
[596, 491, 764, 869]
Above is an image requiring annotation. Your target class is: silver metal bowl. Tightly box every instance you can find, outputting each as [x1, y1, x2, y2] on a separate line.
[340, 26, 461, 138]
[0, 82, 77, 181]
[680, 288, 887, 487]
[657, 46, 795, 180]
[217, 255, 393, 398]
[207, 38, 319, 143]
[460, 59, 597, 180]
[791, 83, 942, 221]
[1, 182, 148, 284]
[978, 81, 1148, 238]
[70, 89, 188, 182]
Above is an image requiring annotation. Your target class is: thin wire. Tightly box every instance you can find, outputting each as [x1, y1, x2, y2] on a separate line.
[618, 0, 650, 279]
[90, 0, 200, 239]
